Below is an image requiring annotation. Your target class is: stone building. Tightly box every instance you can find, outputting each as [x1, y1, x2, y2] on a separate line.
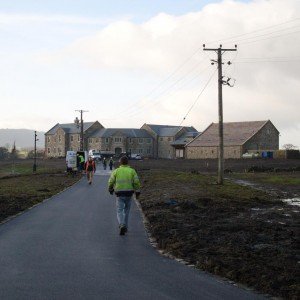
[45, 121, 103, 157]
[186, 120, 279, 159]
[142, 124, 198, 159]
[45, 121, 199, 159]
[87, 128, 153, 157]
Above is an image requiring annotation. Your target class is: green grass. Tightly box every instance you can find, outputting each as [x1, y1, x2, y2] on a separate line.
[262, 176, 300, 185]
[228, 172, 300, 186]
[0, 160, 65, 176]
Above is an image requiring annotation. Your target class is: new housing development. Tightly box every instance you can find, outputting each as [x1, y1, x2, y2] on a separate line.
[45, 120, 279, 159]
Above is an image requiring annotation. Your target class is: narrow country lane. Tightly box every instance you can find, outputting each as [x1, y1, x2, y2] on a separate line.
[0, 166, 265, 300]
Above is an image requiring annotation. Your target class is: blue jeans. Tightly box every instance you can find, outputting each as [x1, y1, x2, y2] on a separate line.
[116, 196, 132, 228]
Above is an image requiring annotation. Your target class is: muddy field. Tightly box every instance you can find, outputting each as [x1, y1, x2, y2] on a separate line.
[0, 159, 80, 223]
[130, 158, 300, 174]
[135, 160, 300, 299]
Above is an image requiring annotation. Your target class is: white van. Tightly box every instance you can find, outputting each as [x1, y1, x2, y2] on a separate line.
[66, 151, 77, 171]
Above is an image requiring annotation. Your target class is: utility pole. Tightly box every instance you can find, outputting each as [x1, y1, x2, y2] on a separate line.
[33, 131, 38, 172]
[203, 44, 237, 185]
[75, 110, 88, 151]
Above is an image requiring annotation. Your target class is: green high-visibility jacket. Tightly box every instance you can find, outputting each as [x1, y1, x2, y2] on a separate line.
[79, 155, 84, 163]
[108, 165, 141, 194]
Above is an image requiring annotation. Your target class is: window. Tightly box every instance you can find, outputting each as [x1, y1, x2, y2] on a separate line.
[105, 138, 109, 144]
[267, 129, 271, 135]
[114, 137, 122, 142]
[54, 137, 57, 143]
[47, 148, 51, 154]
[212, 150, 214, 154]
[70, 135, 73, 142]
[53, 147, 56, 153]
[58, 148, 61, 154]
[146, 148, 151, 154]
[47, 136, 50, 143]
[129, 138, 133, 144]
[96, 138, 99, 143]
[147, 138, 151, 144]
[88, 138, 92, 144]
[138, 149, 143, 154]
[77, 135, 80, 142]
[138, 138, 143, 144]
[58, 135, 61, 142]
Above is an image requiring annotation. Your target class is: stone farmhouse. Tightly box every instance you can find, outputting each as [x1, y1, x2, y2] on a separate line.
[186, 120, 279, 159]
[141, 124, 198, 159]
[45, 121, 199, 159]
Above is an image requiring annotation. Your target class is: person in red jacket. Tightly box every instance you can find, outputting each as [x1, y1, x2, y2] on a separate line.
[85, 156, 96, 185]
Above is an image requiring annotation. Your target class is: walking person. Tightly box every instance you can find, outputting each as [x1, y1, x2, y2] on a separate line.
[79, 154, 85, 173]
[109, 157, 114, 171]
[85, 156, 96, 185]
[108, 156, 141, 235]
[103, 157, 107, 170]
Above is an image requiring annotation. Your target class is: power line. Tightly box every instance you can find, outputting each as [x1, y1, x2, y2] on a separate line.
[102, 18, 300, 121]
[206, 17, 300, 45]
[123, 64, 212, 119]
[179, 67, 217, 126]
[238, 29, 300, 45]
[108, 18, 300, 118]
[102, 58, 211, 120]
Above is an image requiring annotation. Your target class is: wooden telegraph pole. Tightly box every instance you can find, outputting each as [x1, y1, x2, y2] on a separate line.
[75, 110, 88, 151]
[203, 44, 237, 185]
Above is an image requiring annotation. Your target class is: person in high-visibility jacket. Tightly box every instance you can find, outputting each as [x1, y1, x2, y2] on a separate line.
[108, 156, 141, 235]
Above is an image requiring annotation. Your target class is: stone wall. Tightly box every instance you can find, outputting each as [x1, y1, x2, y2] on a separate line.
[186, 146, 242, 159]
[158, 137, 175, 159]
[86, 136, 153, 157]
[141, 124, 158, 158]
[45, 127, 67, 157]
[243, 121, 279, 153]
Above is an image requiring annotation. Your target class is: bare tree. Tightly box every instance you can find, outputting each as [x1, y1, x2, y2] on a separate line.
[282, 144, 298, 150]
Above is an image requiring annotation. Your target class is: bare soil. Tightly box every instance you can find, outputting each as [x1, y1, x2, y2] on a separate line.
[134, 159, 300, 299]
[0, 159, 80, 223]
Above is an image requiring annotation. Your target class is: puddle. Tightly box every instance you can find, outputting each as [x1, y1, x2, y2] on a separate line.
[282, 197, 300, 207]
[234, 179, 256, 187]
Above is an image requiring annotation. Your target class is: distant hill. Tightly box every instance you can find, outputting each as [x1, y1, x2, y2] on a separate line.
[0, 129, 45, 149]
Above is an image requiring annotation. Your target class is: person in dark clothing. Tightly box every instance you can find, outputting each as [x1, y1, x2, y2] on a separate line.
[109, 157, 114, 170]
[103, 157, 107, 170]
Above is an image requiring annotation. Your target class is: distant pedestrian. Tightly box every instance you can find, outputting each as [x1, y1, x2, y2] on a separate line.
[103, 157, 107, 170]
[108, 156, 141, 235]
[109, 157, 114, 170]
[85, 156, 96, 184]
[77, 154, 82, 172]
[79, 154, 85, 172]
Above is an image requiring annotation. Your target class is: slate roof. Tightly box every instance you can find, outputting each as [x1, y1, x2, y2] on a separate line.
[146, 124, 198, 137]
[187, 121, 275, 147]
[45, 122, 96, 135]
[171, 132, 199, 146]
[91, 128, 153, 138]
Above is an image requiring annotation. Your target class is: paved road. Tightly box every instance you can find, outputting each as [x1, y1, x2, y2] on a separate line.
[0, 168, 265, 300]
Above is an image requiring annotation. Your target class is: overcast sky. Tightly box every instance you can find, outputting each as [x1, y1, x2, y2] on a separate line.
[0, 0, 299, 147]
